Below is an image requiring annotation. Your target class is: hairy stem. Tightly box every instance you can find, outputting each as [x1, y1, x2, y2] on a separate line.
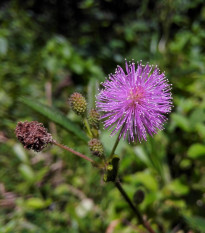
[53, 141, 94, 163]
[115, 178, 156, 233]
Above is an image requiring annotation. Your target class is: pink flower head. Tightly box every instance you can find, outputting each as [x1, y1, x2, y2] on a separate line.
[96, 61, 173, 142]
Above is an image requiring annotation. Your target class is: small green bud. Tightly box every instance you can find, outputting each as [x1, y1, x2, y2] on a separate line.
[107, 164, 113, 171]
[103, 155, 119, 182]
[69, 92, 87, 116]
[133, 189, 145, 205]
[88, 109, 100, 129]
[88, 138, 104, 157]
[103, 174, 108, 182]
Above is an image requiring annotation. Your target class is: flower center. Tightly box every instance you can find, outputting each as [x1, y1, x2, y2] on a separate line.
[127, 87, 144, 105]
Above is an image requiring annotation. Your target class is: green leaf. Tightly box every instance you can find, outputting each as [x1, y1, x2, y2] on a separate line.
[187, 143, 205, 159]
[13, 144, 28, 163]
[124, 171, 158, 191]
[35, 167, 50, 183]
[196, 123, 205, 139]
[25, 198, 51, 209]
[19, 164, 35, 182]
[167, 179, 189, 196]
[19, 97, 88, 142]
[54, 184, 70, 196]
[171, 113, 191, 132]
[184, 216, 205, 232]
[189, 109, 205, 128]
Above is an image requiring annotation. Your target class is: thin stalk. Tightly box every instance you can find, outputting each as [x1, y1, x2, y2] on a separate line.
[115, 178, 156, 233]
[53, 141, 94, 163]
[83, 118, 93, 138]
[109, 124, 125, 159]
[109, 135, 120, 159]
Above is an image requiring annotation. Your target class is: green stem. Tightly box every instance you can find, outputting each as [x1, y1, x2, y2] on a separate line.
[83, 118, 93, 138]
[108, 124, 125, 159]
[109, 136, 120, 159]
[115, 178, 156, 233]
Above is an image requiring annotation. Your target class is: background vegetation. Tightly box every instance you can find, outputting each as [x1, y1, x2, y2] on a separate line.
[0, 0, 205, 232]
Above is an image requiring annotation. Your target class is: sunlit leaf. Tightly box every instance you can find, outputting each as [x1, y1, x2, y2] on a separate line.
[187, 143, 205, 159]
[25, 198, 51, 209]
[124, 171, 158, 191]
[166, 179, 189, 196]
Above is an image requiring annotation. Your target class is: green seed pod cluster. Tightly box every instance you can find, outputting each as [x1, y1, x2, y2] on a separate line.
[88, 109, 100, 129]
[69, 92, 87, 116]
[88, 138, 104, 157]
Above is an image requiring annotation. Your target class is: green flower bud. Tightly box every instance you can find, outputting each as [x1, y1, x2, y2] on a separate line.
[88, 138, 104, 157]
[88, 109, 100, 129]
[69, 92, 87, 116]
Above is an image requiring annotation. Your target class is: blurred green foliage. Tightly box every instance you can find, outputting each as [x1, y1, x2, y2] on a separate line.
[0, 0, 205, 232]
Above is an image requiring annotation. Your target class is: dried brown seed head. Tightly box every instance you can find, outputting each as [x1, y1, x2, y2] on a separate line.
[15, 121, 53, 152]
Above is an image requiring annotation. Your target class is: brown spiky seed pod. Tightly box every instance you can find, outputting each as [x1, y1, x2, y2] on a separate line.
[88, 109, 100, 129]
[88, 138, 104, 157]
[69, 92, 87, 116]
[15, 121, 53, 152]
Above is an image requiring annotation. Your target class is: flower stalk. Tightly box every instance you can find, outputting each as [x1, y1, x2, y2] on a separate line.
[115, 178, 156, 233]
[83, 117, 93, 138]
[109, 134, 121, 159]
[108, 123, 125, 160]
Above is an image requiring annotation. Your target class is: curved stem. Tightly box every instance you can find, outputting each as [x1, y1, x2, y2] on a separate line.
[53, 141, 94, 163]
[115, 178, 156, 233]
